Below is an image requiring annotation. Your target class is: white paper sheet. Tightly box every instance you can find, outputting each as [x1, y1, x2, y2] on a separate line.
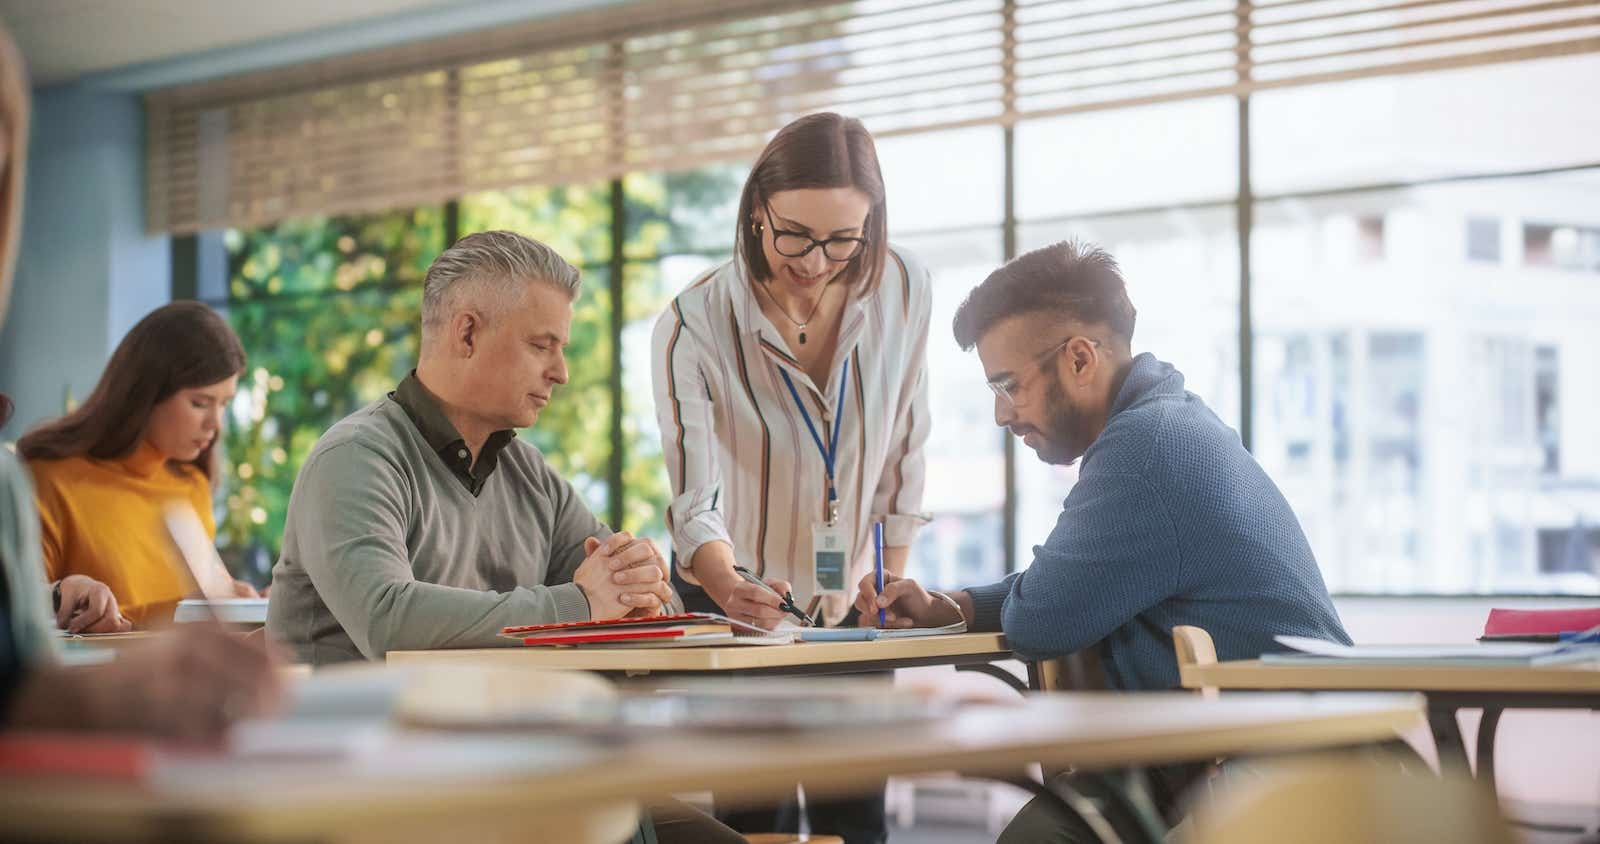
[1274, 635, 1574, 661]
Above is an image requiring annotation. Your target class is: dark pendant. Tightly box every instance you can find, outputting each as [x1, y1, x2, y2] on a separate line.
[798, 330, 807, 345]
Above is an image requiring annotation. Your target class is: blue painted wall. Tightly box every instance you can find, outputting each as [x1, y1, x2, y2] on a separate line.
[0, 85, 167, 438]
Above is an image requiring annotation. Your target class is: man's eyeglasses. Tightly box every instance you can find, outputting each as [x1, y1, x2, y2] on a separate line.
[762, 201, 866, 262]
[987, 337, 1099, 408]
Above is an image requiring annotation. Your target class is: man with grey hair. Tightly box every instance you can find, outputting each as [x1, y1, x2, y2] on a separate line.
[268, 230, 680, 665]
[270, 235, 741, 841]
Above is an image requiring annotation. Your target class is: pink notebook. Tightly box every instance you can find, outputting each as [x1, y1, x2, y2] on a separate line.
[1483, 607, 1600, 639]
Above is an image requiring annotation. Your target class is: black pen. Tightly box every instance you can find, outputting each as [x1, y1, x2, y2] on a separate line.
[732, 565, 812, 626]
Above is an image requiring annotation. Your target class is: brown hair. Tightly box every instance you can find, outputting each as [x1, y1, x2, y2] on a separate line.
[735, 112, 888, 295]
[0, 24, 30, 326]
[19, 302, 246, 480]
[952, 239, 1138, 351]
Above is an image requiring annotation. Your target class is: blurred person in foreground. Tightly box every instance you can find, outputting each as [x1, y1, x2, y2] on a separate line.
[0, 23, 280, 741]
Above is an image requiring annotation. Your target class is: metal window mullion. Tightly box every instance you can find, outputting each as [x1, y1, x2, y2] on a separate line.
[609, 178, 627, 530]
[1237, 0, 1255, 452]
[607, 38, 628, 531]
[1001, 0, 1021, 575]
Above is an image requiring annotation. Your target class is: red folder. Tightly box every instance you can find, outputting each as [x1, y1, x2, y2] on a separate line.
[0, 733, 154, 779]
[500, 612, 781, 647]
[518, 628, 689, 646]
[502, 612, 713, 637]
[1483, 607, 1600, 638]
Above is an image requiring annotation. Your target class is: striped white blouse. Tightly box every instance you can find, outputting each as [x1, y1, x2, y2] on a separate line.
[650, 246, 933, 607]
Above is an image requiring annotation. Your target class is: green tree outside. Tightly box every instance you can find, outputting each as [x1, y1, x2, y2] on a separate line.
[218, 166, 741, 580]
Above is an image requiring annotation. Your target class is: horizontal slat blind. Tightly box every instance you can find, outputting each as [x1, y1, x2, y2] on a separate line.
[147, 0, 1600, 234]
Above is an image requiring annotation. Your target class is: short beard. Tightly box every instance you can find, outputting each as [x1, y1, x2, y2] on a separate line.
[1035, 374, 1086, 466]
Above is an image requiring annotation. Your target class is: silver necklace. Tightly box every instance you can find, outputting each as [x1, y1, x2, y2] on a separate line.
[757, 280, 834, 345]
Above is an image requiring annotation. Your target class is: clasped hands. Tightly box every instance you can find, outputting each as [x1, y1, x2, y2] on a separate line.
[574, 532, 674, 619]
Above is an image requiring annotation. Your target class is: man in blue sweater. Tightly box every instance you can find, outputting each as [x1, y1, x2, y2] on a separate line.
[854, 239, 1349, 840]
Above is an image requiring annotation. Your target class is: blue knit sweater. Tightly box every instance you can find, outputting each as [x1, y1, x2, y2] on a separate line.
[966, 353, 1350, 690]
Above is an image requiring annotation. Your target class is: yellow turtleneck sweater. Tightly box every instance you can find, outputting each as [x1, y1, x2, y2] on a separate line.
[28, 441, 217, 627]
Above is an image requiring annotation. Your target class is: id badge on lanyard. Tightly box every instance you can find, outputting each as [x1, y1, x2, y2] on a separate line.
[780, 357, 853, 596]
[812, 521, 849, 595]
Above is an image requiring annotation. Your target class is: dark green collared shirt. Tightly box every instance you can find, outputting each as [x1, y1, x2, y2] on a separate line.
[391, 373, 517, 496]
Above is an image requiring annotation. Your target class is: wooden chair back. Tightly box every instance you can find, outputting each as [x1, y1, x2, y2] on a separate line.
[1172, 625, 1219, 699]
[1186, 756, 1515, 844]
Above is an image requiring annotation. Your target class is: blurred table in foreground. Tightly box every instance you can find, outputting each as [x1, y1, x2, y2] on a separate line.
[0, 664, 1423, 844]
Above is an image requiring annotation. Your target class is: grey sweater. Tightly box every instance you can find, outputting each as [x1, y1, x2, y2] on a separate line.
[267, 390, 606, 665]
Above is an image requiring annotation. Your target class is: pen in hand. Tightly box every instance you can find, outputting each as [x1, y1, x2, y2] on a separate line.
[731, 565, 812, 626]
[873, 521, 886, 628]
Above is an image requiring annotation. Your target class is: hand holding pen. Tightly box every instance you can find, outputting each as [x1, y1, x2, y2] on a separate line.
[728, 565, 812, 628]
[873, 520, 886, 628]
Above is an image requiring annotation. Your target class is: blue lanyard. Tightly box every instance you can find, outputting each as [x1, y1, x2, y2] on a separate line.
[779, 357, 850, 524]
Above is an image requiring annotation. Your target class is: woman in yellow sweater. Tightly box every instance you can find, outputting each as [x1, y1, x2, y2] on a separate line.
[19, 301, 258, 627]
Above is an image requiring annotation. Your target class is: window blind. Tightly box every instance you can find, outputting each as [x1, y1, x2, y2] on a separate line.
[146, 0, 1600, 234]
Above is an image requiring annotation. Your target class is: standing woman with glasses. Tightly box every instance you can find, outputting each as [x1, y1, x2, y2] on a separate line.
[650, 112, 931, 844]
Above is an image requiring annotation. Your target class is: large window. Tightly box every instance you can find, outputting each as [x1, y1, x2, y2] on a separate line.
[879, 127, 1010, 589]
[1251, 55, 1600, 594]
[620, 165, 746, 543]
[1014, 97, 1240, 569]
[216, 169, 747, 572]
[460, 182, 617, 516]
[208, 44, 1599, 597]
[219, 209, 444, 580]
[1253, 171, 1600, 594]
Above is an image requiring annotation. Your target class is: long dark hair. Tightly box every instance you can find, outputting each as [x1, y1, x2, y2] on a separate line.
[19, 302, 245, 480]
[735, 112, 889, 295]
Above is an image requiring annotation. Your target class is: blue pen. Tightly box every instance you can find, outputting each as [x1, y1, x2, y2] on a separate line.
[874, 520, 886, 628]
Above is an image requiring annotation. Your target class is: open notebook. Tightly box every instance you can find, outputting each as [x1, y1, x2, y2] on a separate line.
[878, 619, 967, 638]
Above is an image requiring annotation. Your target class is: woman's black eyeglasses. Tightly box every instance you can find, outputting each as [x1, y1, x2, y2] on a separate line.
[762, 200, 866, 262]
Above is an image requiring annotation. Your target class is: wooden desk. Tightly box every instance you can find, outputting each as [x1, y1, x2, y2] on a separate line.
[388, 632, 1033, 688]
[1181, 659, 1600, 790]
[0, 689, 1422, 844]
